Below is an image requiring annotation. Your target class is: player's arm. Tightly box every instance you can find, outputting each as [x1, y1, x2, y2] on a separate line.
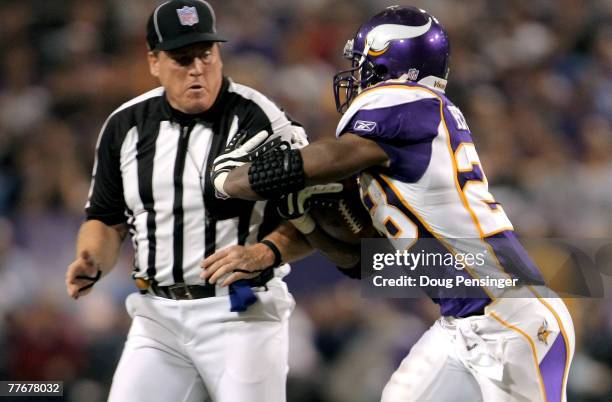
[203, 182, 364, 284]
[302, 134, 389, 185]
[220, 133, 388, 200]
[65, 220, 128, 299]
[273, 184, 361, 276]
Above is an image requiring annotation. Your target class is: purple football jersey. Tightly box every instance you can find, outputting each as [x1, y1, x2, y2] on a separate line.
[337, 81, 544, 317]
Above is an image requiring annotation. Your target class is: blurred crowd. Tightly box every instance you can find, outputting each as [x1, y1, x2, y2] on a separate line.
[1, 0, 612, 401]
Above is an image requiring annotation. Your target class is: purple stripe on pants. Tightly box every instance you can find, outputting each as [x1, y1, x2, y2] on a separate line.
[539, 332, 567, 402]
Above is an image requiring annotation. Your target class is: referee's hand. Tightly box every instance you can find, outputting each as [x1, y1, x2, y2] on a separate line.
[201, 244, 275, 287]
[65, 250, 102, 299]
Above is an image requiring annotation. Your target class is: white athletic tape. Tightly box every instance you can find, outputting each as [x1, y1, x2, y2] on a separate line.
[214, 171, 229, 199]
[240, 131, 269, 153]
[290, 214, 316, 234]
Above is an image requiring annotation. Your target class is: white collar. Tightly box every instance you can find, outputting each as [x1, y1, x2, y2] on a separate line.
[374, 74, 447, 93]
[417, 76, 447, 93]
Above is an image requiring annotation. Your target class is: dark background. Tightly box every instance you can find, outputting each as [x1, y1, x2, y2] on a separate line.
[1, 0, 612, 400]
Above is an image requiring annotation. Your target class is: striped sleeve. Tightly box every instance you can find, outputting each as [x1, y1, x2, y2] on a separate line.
[85, 113, 128, 225]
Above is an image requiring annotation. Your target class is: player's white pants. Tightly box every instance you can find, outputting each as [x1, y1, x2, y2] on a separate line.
[382, 287, 575, 402]
[108, 278, 294, 402]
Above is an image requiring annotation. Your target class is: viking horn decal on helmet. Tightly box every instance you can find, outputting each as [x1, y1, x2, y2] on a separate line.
[366, 18, 432, 53]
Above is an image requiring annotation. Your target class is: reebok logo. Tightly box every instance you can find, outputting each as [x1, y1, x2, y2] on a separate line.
[354, 120, 377, 132]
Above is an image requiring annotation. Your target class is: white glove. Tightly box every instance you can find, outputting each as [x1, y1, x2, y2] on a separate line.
[278, 183, 344, 234]
[211, 130, 271, 199]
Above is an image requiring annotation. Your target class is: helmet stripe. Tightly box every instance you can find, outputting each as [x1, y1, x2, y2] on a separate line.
[366, 19, 432, 52]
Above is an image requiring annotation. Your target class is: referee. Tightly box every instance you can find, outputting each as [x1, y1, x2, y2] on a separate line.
[65, 1, 312, 401]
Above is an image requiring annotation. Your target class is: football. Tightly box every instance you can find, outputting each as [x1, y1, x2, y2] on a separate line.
[309, 177, 378, 244]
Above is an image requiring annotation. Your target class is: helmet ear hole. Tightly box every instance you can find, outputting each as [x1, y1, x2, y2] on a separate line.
[361, 62, 387, 87]
[374, 64, 387, 77]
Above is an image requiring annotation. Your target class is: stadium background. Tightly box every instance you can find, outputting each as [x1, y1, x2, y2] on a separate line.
[1, 0, 612, 400]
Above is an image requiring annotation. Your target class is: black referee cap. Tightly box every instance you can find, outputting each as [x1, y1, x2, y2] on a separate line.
[146, 0, 227, 51]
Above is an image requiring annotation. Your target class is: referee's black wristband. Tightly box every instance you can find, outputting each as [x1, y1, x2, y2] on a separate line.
[260, 239, 282, 268]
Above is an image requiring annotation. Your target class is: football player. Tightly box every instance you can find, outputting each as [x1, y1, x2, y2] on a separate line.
[212, 6, 574, 402]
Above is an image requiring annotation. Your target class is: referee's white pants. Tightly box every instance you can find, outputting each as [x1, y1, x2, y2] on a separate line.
[108, 278, 294, 402]
[381, 287, 575, 402]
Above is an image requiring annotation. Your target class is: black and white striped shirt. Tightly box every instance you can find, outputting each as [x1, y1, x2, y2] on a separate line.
[85, 77, 307, 286]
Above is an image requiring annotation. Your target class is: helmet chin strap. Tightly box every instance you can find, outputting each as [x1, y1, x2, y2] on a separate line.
[359, 42, 371, 67]
[354, 41, 372, 96]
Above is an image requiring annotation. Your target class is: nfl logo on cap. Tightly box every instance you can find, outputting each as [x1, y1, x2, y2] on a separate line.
[177, 6, 199, 26]
[146, 0, 227, 51]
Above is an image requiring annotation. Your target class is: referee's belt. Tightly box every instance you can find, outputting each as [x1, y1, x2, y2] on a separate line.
[138, 268, 274, 301]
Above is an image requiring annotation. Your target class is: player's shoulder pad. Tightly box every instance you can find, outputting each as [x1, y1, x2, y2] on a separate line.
[335, 82, 440, 137]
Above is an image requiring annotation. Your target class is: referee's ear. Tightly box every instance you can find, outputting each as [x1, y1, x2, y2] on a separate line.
[148, 50, 161, 78]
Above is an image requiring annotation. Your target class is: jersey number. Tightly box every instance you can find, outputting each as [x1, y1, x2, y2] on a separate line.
[454, 143, 512, 236]
[359, 173, 417, 250]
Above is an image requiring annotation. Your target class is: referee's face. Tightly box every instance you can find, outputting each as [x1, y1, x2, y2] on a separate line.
[148, 43, 223, 114]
